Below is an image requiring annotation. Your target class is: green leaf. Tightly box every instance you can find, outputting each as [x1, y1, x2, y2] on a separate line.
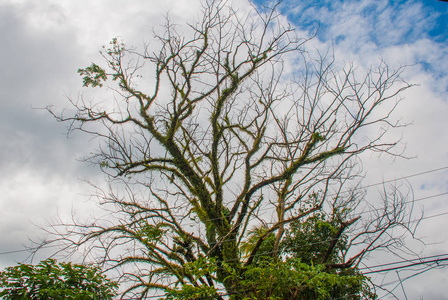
[78, 63, 108, 87]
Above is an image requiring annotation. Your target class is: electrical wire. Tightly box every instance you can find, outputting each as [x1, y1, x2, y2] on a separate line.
[359, 253, 448, 271]
[0, 245, 53, 256]
[362, 257, 448, 274]
[357, 166, 448, 190]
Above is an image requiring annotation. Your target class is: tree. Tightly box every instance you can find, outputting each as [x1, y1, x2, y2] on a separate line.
[46, 1, 418, 299]
[0, 259, 117, 299]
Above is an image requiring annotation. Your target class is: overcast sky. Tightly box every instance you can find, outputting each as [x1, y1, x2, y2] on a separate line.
[1, 0, 448, 299]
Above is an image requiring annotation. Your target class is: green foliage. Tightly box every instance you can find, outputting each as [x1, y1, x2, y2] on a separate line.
[138, 221, 165, 243]
[0, 259, 117, 300]
[78, 63, 107, 88]
[234, 211, 376, 299]
[164, 211, 375, 300]
[184, 257, 218, 277]
[240, 225, 276, 262]
[311, 132, 326, 143]
[78, 38, 129, 89]
[238, 258, 366, 300]
[77, 38, 127, 88]
[165, 284, 218, 300]
[282, 212, 347, 265]
[165, 257, 219, 299]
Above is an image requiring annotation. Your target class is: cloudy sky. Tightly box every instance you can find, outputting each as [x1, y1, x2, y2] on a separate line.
[1, 0, 447, 299]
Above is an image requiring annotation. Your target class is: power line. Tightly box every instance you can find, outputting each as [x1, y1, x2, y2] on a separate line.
[363, 256, 448, 275]
[360, 253, 448, 272]
[358, 165, 448, 190]
[0, 245, 53, 256]
[0, 248, 30, 256]
[379, 266, 436, 300]
[421, 210, 448, 221]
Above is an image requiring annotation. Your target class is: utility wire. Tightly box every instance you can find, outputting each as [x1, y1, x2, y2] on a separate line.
[358, 166, 448, 190]
[0, 245, 53, 256]
[362, 257, 448, 274]
[360, 253, 448, 271]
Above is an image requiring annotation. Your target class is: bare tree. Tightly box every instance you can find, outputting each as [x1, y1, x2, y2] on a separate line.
[46, 1, 418, 299]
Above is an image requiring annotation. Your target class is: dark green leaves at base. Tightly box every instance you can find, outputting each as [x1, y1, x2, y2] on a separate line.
[0, 259, 117, 300]
[239, 258, 371, 300]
